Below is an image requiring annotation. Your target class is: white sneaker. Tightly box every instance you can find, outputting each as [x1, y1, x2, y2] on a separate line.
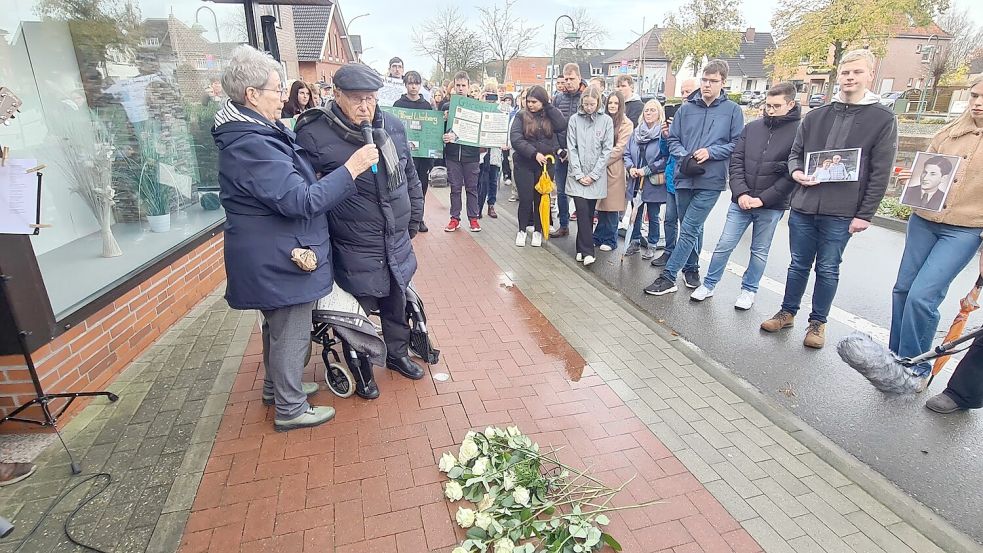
[531, 232, 543, 247]
[504, 178, 512, 186]
[576, 253, 583, 262]
[515, 231, 527, 247]
[599, 244, 613, 252]
[583, 255, 596, 266]
[735, 290, 755, 310]
[525, 225, 534, 233]
[690, 285, 714, 302]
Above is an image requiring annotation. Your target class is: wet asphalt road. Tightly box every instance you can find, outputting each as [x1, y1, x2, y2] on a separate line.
[496, 194, 983, 542]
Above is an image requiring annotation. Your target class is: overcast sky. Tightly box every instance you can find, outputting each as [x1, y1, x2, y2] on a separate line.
[349, 0, 983, 76]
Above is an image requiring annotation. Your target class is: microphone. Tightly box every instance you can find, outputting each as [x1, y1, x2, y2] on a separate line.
[360, 121, 378, 174]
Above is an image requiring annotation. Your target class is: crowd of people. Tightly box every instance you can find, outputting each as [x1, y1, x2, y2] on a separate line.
[212, 42, 983, 433]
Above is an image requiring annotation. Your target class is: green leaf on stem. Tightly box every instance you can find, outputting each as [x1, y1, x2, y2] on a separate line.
[600, 533, 622, 551]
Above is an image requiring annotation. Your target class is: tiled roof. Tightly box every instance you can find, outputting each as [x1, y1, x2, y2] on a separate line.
[292, 4, 333, 61]
[891, 22, 952, 39]
[603, 28, 669, 64]
[720, 32, 776, 78]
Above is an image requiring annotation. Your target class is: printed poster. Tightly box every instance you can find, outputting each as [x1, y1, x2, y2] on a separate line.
[446, 95, 508, 148]
[381, 106, 445, 159]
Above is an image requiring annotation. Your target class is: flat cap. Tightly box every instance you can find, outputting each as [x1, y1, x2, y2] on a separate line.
[334, 63, 384, 92]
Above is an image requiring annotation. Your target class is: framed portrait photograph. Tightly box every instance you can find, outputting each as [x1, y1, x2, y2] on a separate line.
[804, 148, 862, 183]
[898, 151, 962, 212]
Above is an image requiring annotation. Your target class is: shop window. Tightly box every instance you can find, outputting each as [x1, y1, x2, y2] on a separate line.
[0, 1, 248, 319]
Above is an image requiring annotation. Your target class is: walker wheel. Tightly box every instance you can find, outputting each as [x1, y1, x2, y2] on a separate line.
[324, 362, 355, 398]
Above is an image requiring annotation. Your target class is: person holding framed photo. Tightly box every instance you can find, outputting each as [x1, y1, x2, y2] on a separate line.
[891, 76, 983, 391]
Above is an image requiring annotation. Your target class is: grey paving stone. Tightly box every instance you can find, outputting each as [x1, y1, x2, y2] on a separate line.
[673, 448, 722, 484]
[625, 399, 663, 425]
[607, 379, 640, 402]
[665, 397, 703, 423]
[742, 517, 796, 553]
[797, 492, 860, 537]
[887, 521, 948, 553]
[756, 459, 811, 497]
[691, 420, 734, 451]
[762, 444, 813, 479]
[712, 459, 763, 499]
[647, 422, 688, 453]
[792, 513, 858, 553]
[800, 474, 859, 515]
[654, 408, 695, 436]
[746, 495, 806, 540]
[719, 446, 768, 481]
[842, 530, 889, 553]
[704, 480, 759, 522]
[755, 477, 809, 518]
[732, 401, 774, 428]
[145, 511, 189, 553]
[703, 381, 744, 405]
[162, 471, 203, 514]
[787, 535, 827, 553]
[763, 426, 810, 456]
[694, 405, 740, 435]
[798, 452, 851, 488]
[845, 511, 916, 553]
[731, 418, 777, 448]
[838, 484, 902, 527]
[681, 433, 727, 465]
[722, 430, 772, 464]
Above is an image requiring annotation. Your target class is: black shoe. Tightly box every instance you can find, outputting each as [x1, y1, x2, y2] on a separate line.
[418, 221, 429, 233]
[651, 252, 671, 267]
[386, 356, 425, 380]
[624, 243, 640, 257]
[683, 271, 702, 289]
[644, 276, 678, 296]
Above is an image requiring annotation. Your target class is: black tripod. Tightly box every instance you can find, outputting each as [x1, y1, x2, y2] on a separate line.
[0, 271, 118, 474]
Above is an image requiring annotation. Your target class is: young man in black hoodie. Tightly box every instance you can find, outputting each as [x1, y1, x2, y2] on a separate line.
[616, 75, 643, 125]
[689, 82, 800, 310]
[761, 50, 898, 348]
[394, 70, 433, 232]
[440, 71, 483, 232]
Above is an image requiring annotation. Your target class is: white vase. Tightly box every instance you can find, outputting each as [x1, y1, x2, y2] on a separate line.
[100, 202, 123, 258]
[147, 213, 171, 233]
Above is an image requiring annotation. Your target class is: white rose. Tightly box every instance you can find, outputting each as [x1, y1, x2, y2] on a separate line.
[474, 512, 493, 531]
[452, 548, 469, 553]
[512, 486, 530, 506]
[444, 481, 464, 501]
[472, 457, 489, 476]
[465, 430, 477, 441]
[455, 507, 476, 528]
[494, 537, 515, 553]
[459, 438, 480, 463]
[438, 452, 457, 473]
[503, 471, 516, 491]
[484, 426, 497, 439]
[477, 493, 494, 512]
[507, 426, 521, 437]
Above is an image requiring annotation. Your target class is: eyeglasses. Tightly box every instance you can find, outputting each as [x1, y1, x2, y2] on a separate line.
[701, 78, 722, 85]
[256, 86, 287, 96]
[764, 103, 788, 111]
[343, 94, 377, 107]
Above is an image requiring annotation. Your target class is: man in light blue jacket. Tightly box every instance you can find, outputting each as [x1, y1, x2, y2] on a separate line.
[645, 59, 744, 296]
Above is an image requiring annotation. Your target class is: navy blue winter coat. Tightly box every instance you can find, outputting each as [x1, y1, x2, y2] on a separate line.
[667, 90, 744, 191]
[212, 102, 356, 311]
[295, 104, 423, 298]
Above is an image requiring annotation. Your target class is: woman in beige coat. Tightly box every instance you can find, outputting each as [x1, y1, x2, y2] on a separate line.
[890, 76, 983, 405]
[594, 91, 634, 250]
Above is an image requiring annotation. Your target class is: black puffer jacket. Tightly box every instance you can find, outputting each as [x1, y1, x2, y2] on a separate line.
[294, 103, 423, 298]
[509, 105, 568, 170]
[438, 98, 480, 162]
[729, 104, 801, 209]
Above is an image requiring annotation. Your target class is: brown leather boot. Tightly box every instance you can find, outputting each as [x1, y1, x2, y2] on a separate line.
[487, 205, 498, 218]
[803, 320, 826, 349]
[549, 227, 569, 238]
[761, 310, 795, 332]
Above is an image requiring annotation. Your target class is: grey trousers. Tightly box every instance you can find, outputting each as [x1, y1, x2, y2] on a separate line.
[261, 301, 315, 419]
[447, 159, 480, 220]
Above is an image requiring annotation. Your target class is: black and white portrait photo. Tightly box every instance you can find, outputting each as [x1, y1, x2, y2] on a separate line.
[899, 152, 962, 212]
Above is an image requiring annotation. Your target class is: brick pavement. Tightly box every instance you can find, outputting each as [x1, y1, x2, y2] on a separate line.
[473, 193, 957, 553]
[179, 199, 761, 553]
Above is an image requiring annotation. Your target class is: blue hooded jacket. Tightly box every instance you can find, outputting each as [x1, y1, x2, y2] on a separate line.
[212, 101, 356, 311]
[667, 90, 744, 191]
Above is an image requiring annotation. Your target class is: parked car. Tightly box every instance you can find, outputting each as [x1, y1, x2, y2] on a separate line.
[808, 93, 826, 108]
[739, 90, 764, 105]
[641, 93, 668, 105]
[880, 89, 921, 109]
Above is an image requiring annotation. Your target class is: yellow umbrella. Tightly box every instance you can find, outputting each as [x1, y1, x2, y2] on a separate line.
[534, 155, 556, 240]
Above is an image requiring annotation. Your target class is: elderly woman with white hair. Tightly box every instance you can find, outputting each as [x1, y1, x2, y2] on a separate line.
[212, 45, 378, 432]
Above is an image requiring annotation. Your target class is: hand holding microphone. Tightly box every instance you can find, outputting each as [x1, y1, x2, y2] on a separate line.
[344, 144, 379, 177]
[360, 121, 378, 174]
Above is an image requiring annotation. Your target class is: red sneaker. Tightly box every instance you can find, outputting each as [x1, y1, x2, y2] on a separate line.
[444, 218, 460, 232]
[469, 218, 482, 232]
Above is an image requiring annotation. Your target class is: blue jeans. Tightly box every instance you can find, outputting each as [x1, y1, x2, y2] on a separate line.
[477, 163, 500, 214]
[554, 160, 570, 228]
[890, 214, 982, 376]
[630, 202, 663, 246]
[594, 211, 620, 248]
[664, 189, 719, 280]
[781, 211, 852, 324]
[664, 193, 700, 272]
[703, 203, 784, 293]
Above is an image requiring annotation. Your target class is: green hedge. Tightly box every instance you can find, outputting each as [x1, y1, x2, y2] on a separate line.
[727, 92, 742, 104]
[877, 197, 912, 221]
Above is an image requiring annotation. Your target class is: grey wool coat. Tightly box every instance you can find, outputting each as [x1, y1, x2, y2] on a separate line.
[566, 109, 614, 200]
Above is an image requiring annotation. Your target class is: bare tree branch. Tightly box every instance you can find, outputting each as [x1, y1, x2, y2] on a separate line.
[477, 0, 542, 81]
[564, 7, 609, 49]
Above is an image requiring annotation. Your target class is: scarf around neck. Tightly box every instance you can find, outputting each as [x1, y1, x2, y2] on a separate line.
[634, 119, 662, 144]
[309, 102, 402, 192]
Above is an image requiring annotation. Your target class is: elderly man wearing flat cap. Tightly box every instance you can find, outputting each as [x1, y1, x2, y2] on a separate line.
[295, 63, 425, 400]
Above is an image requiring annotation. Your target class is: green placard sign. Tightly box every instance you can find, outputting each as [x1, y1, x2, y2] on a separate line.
[381, 106, 445, 159]
[446, 95, 509, 149]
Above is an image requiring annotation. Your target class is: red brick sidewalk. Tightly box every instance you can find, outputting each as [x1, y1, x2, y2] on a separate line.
[179, 206, 762, 553]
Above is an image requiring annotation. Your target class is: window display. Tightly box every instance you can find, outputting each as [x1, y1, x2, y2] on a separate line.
[0, 1, 250, 318]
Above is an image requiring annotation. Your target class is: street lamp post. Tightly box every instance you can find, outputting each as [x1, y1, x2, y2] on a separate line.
[916, 34, 938, 122]
[551, 15, 577, 95]
[345, 13, 369, 31]
[195, 6, 221, 43]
